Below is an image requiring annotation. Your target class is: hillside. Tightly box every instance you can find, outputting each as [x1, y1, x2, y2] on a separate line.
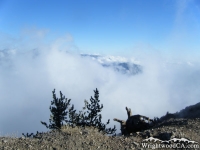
[159, 102, 200, 121]
[0, 118, 200, 149]
[1, 101, 200, 150]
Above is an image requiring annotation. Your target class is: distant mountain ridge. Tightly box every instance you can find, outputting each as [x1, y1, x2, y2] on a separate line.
[80, 54, 142, 76]
[159, 102, 200, 121]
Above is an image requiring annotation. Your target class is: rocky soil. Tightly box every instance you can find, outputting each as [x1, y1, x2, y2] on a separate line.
[0, 118, 200, 150]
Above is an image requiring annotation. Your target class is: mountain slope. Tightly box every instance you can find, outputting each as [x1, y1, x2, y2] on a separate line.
[80, 54, 142, 76]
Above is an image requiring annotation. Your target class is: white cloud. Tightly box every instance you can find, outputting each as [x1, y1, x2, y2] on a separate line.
[0, 31, 200, 137]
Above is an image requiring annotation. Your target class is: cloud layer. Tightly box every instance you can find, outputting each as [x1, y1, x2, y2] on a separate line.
[0, 33, 200, 137]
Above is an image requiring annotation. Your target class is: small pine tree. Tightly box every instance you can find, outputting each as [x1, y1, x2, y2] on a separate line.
[41, 89, 71, 130]
[65, 88, 116, 134]
[85, 88, 116, 134]
[85, 88, 103, 126]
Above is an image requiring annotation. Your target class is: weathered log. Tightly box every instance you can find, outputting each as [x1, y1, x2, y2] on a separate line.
[114, 107, 154, 135]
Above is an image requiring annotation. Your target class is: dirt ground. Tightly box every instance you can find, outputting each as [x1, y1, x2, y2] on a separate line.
[0, 118, 200, 150]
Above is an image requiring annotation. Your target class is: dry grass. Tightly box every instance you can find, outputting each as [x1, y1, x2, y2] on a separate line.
[1, 119, 200, 150]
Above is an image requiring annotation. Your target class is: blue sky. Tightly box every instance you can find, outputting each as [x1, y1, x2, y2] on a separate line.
[0, 0, 200, 58]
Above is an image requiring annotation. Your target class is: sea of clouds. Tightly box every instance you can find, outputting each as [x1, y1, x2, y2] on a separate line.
[1, 32, 200, 137]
